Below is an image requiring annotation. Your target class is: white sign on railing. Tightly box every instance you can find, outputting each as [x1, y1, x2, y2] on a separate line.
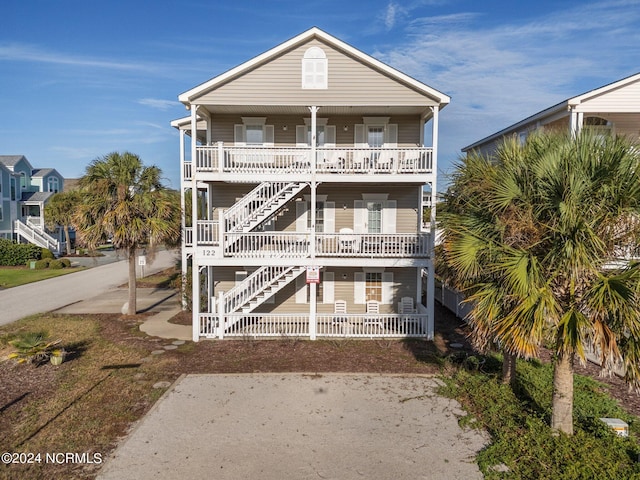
[306, 266, 320, 284]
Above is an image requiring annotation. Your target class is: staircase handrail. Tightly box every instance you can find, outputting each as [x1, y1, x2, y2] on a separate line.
[224, 181, 304, 232]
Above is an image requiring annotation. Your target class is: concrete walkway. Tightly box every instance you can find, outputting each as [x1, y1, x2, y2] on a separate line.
[97, 374, 488, 480]
[55, 286, 191, 341]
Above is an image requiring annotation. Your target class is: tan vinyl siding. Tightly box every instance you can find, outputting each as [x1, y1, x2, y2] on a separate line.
[219, 267, 419, 314]
[577, 81, 640, 113]
[196, 39, 436, 107]
[207, 114, 423, 146]
[271, 184, 421, 233]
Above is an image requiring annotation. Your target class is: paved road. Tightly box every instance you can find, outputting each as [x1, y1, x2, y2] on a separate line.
[0, 249, 179, 326]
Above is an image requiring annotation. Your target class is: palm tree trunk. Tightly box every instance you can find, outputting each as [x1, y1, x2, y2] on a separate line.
[502, 351, 517, 386]
[127, 247, 137, 315]
[551, 351, 574, 435]
[63, 226, 71, 256]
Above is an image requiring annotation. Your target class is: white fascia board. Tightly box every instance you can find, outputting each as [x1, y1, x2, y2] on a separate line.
[178, 27, 450, 107]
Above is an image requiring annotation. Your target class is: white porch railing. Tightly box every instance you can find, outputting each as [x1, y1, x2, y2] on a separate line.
[316, 232, 430, 257]
[223, 265, 305, 314]
[224, 181, 306, 233]
[183, 221, 220, 247]
[191, 144, 433, 175]
[15, 219, 60, 254]
[224, 232, 310, 257]
[198, 312, 429, 338]
[221, 232, 429, 258]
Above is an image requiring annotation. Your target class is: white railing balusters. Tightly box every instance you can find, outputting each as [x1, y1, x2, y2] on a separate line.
[198, 312, 429, 338]
[190, 144, 433, 175]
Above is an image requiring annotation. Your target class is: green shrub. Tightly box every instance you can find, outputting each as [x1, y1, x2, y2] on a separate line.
[34, 259, 50, 269]
[440, 357, 640, 479]
[59, 258, 71, 267]
[41, 248, 55, 259]
[49, 259, 64, 269]
[0, 238, 42, 266]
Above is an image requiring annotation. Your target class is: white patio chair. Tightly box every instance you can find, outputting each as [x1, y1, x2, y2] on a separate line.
[339, 227, 358, 253]
[398, 296, 416, 314]
[364, 300, 383, 331]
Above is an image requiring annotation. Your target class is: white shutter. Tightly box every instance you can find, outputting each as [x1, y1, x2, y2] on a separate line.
[264, 125, 274, 146]
[325, 201, 335, 234]
[296, 275, 307, 304]
[382, 272, 393, 305]
[354, 272, 365, 304]
[385, 124, 398, 147]
[296, 125, 307, 146]
[383, 200, 396, 234]
[234, 124, 245, 145]
[296, 201, 308, 232]
[323, 272, 334, 304]
[325, 125, 336, 146]
[353, 200, 364, 233]
[354, 124, 366, 147]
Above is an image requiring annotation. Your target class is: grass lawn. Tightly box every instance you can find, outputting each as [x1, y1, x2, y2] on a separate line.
[0, 266, 86, 289]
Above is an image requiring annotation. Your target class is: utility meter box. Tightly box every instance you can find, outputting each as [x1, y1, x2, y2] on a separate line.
[600, 418, 629, 437]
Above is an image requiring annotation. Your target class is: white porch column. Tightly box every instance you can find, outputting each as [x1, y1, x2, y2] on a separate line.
[569, 108, 583, 137]
[309, 105, 319, 340]
[191, 105, 200, 342]
[426, 105, 439, 341]
[179, 128, 188, 309]
[217, 290, 225, 339]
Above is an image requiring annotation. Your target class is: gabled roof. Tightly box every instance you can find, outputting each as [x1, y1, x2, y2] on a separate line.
[21, 191, 54, 203]
[0, 155, 32, 170]
[178, 27, 450, 107]
[31, 168, 61, 178]
[462, 71, 640, 152]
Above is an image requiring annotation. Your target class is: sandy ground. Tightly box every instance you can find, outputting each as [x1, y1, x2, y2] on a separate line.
[97, 373, 488, 480]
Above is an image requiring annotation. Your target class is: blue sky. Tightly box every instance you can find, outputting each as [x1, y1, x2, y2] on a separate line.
[2, 0, 640, 190]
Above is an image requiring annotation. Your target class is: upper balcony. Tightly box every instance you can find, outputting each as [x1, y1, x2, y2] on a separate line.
[183, 144, 433, 182]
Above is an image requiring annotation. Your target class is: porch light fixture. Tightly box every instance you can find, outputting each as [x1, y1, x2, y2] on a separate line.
[343, 125, 348, 131]
[282, 125, 288, 131]
[342, 274, 348, 279]
[343, 203, 347, 210]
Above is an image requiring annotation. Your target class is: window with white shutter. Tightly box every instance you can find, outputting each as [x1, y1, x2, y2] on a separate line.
[302, 47, 328, 89]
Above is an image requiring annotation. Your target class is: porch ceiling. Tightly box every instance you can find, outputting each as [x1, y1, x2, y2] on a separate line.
[195, 104, 433, 117]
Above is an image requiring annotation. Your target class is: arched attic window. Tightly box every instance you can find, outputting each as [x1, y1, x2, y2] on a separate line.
[302, 47, 328, 89]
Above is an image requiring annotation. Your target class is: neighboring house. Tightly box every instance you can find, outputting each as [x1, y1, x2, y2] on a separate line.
[0, 155, 65, 254]
[463, 72, 640, 156]
[173, 27, 450, 341]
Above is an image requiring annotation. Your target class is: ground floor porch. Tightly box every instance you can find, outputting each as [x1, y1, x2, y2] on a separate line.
[198, 308, 430, 339]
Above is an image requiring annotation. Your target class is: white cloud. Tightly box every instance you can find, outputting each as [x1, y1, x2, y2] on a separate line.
[370, 0, 640, 185]
[138, 98, 181, 111]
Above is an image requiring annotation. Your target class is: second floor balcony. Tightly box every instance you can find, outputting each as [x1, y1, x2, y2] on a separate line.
[183, 144, 433, 180]
[184, 225, 430, 260]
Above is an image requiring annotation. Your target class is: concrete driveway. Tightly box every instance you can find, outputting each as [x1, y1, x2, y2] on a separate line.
[98, 374, 487, 480]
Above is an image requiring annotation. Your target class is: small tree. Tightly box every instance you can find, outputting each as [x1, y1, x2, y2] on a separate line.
[441, 131, 640, 435]
[44, 190, 82, 256]
[73, 152, 180, 315]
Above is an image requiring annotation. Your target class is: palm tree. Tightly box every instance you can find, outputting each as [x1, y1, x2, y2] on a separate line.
[44, 190, 82, 256]
[441, 131, 640, 434]
[74, 152, 180, 315]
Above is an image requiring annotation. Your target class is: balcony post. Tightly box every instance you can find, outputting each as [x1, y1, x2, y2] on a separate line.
[217, 290, 225, 339]
[191, 105, 200, 342]
[218, 209, 225, 256]
[218, 141, 224, 173]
